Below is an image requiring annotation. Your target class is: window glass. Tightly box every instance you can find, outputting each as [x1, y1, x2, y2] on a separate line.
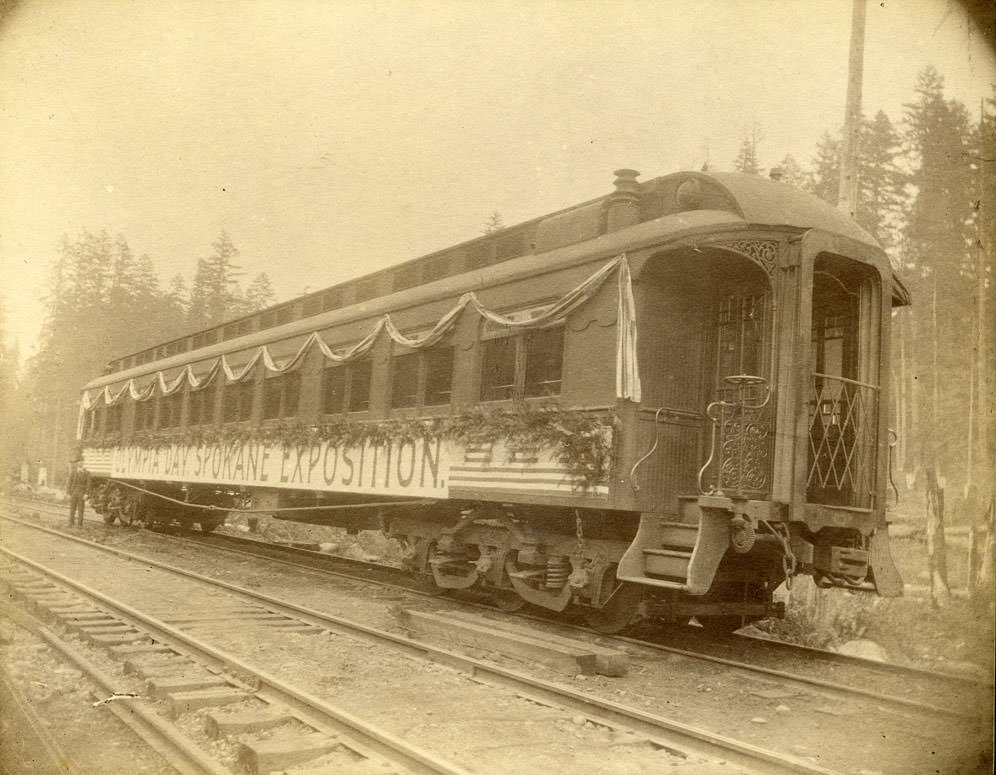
[159, 393, 180, 428]
[480, 337, 516, 401]
[263, 378, 282, 420]
[223, 384, 240, 423]
[524, 327, 564, 397]
[391, 353, 419, 408]
[188, 389, 202, 426]
[83, 409, 95, 439]
[322, 289, 342, 311]
[239, 381, 255, 422]
[348, 360, 372, 412]
[193, 386, 216, 426]
[424, 347, 454, 406]
[107, 405, 122, 433]
[135, 400, 152, 430]
[354, 279, 378, 302]
[323, 367, 345, 414]
[283, 372, 301, 417]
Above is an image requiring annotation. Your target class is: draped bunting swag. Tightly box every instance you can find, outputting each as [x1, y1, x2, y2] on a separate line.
[78, 255, 641, 436]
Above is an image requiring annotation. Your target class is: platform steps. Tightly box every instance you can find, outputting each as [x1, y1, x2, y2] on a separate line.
[617, 517, 699, 590]
[642, 522, 698, 583]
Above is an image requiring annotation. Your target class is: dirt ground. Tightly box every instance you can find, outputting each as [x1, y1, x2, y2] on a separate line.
[2, 500, 992, 775]
[225, 508, 995, 678]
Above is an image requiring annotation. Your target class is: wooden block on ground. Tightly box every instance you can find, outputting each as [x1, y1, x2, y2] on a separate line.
[127, 659, 197, 680]
[265, 623, 322, 634]
[82, 627, 139, 644]
[64, 617, 120, 635]
[49, 609, 108, 619]
[204, 707, 292, 738]
[168, 687, 246, 717]
[81, 624, 134, 635]
[239, 733, 339, 775]
[89, 631, 151, 646]
[148, 674, 229, 698]
[109, 643, 176, 657]
[400, 609, 628, 676]
[26, 596, 75, 614]
[30, 595, 77, 608]
[12, 582, 54, 592]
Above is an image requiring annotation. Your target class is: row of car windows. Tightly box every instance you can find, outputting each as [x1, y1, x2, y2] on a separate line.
[105, 229, 535, 374]
[88, 328, 564, 437]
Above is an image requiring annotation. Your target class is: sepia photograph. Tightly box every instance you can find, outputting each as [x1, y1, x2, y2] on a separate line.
[0, 1, 993, 773]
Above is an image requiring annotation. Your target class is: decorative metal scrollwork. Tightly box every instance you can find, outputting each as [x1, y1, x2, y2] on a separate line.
[713, 240, 779, 275]
[699, 375, 772, 496]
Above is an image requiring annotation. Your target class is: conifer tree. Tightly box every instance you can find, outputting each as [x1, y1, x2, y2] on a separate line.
[482, 211, 505, 234]
[772, 154, 807, 188]
[244, 273, 276, 312]
[807, 113, 907, 250]
[188, 231, 245, 328]
[900, 66, 980, 597]
[733, 126, 763, 174]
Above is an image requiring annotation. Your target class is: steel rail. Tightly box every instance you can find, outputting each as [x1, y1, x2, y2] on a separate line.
[0, 545, 470, 775]
[158, 528, 993, 718]
[727, 630, 994, 687]
[0, 601, 227, 775]
[4, 503, 986, 717]
[4, 501, 988, 701]
[0, 514, 842, 775]
[0, 658, 73, 775]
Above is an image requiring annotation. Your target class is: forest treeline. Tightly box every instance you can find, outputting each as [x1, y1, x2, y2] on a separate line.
[736, 67, 994, 517]
[0, 229, 274, 483]
[1, 66, 993, 514]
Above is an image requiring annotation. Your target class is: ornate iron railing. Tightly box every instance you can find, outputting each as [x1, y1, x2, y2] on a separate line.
[698, 375, 772, 496]
[807, 373, 879, 508]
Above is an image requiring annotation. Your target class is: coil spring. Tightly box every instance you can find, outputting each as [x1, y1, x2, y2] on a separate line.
[545, 557, 570, 589]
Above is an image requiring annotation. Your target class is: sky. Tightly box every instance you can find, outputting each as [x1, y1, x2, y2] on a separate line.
[1, 0, 994, 359]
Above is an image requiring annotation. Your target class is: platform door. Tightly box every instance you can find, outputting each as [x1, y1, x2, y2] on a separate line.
[703, 281, 774, 497]
[807, 255, 881, 508]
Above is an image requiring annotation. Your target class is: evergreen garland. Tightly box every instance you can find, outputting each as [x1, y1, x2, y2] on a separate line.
[83, 405, 618, 490]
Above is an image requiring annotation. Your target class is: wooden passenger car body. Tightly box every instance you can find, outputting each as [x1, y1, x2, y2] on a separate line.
[78, 169, 907, 629]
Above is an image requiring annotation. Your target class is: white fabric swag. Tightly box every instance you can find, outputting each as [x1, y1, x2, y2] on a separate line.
[78, 254, 641, 434]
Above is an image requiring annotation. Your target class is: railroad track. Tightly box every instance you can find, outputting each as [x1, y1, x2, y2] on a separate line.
[0, 655, 73, 775]
[133, 526, 996, 721]
[1, 506, 850, 775]
[1, 561, 469, 775]
[5, 497, 989, 723]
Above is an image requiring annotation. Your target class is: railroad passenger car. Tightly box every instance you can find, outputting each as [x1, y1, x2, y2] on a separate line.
[78, 168, 909, 632]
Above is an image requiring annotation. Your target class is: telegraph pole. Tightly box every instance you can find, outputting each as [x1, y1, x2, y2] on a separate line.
[837, 0, 866, 216]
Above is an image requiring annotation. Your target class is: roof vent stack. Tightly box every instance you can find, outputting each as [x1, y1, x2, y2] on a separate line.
[606, 168, 641, 233]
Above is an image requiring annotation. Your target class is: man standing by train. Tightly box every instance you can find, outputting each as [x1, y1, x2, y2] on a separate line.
[67, 459, 90, 527]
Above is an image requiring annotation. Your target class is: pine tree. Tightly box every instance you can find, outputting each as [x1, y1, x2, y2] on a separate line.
[773, 154, 807, 188]
[807, 114, 907, 249]
[900, 66, 980, 597]
[482, 211, 505, 234]
[809, 132, 842, 204]
[855, 111, 907, 251]
[165, 274, 189, 321]
[733, 126, 763, 174]
[0, 293, 25, 481]
[188, 231, 245, 328]
[244, 273, 276, 311]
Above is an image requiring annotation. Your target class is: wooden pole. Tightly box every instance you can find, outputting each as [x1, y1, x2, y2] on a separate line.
[978, 99, 993, 506]
[925, 465, 951, 608]
[837, 0, 866, 217]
